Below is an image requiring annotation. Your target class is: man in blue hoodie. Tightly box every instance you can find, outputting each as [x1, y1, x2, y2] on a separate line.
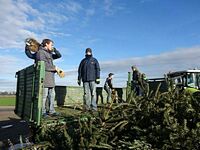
[78, 48, 100, 111]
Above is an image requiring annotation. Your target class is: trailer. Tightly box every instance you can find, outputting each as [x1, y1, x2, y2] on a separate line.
[15, 61, 45, 126]
[14, 62, 127, 127]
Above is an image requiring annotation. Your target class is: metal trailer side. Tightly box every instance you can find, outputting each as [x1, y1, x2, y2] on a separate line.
[15, 61, 45, 126]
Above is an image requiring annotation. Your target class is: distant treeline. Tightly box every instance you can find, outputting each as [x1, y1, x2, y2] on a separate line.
[0, 91, 16, 95]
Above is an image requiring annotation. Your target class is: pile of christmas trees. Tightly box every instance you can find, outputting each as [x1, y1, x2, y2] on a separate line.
[31, 87, 200, 150]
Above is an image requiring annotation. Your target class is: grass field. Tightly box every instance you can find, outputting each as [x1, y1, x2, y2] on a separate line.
[0, 96, 16, 106]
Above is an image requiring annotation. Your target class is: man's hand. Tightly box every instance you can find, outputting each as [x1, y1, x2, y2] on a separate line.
[95, 78, 100, 84]
[77, 80, 81, 86]
[55, 66, 65, 78]
[52, 47, 57, 51]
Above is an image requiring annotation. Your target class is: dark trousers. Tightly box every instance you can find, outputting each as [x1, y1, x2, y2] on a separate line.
[131, 81, 141, 96]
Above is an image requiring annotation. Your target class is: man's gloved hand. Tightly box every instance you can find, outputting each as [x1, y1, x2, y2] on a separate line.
[55, 66, 65, 78]
[52, 47, 57, 51]
[77, 80, 81, 86]
[95, 78, 100, 84]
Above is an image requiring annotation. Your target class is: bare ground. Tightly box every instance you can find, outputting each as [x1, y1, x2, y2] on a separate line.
[0, 106, 31, 149]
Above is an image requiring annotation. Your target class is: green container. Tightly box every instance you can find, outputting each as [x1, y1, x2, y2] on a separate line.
[15, 61, 45, 126]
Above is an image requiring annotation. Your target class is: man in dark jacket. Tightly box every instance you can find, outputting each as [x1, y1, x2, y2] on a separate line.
[131, 65, 141, 96]
[104, 73, 114, 103]
[36, 39, 61, 117]
[78, 48, 100, 111]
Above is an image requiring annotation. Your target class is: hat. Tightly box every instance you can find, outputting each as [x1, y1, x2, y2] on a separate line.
[109, 73, 114, 77]
[131, 65, 137, 70]
[85, 48, 92, 54]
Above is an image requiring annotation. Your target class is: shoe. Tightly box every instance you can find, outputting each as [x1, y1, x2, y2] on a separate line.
[42, 113, 49, 118]
[49, 112, 60, 117]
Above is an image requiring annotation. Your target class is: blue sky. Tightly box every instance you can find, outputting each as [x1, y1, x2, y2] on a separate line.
[1, 0, 200, 91]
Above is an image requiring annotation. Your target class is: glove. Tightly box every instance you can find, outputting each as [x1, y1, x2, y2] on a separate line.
[52, 47, 57, 51]
[95, 78, 100, 84]
[77, 80, 81, 86]
[55, 66, 65, 78]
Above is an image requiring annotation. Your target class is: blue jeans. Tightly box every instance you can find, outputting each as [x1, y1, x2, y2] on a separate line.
[83, 81, 97, 111]
[104, 86, 111, 103]
[42, 87, 56, 114]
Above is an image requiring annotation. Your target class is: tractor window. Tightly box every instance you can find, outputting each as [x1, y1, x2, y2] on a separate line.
[187, 73, 195, 88]
[176, 77, 182, 84]
[170, 76, 183, 89]
[182, 76, 187, 86]
[196, 74, 200, 89]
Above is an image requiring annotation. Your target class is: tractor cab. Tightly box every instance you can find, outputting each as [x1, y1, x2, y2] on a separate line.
[127, 69, 200, 98]
[167, 69, 200, 93]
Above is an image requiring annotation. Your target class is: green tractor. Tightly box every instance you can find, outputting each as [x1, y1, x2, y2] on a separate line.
[167, 69, 200, 93]
[127, 69, 200, 98]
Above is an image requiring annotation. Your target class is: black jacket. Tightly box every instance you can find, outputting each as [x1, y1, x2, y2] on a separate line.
[78, 55, 100, 82]
[25, 45, 36, 60]
[132, 70, 140, 81]
[104, 77, 113, 89]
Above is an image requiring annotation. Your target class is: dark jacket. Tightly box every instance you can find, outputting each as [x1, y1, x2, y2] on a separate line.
[25, 45, 36, 60]
[36, 46, 61, 87]
[104, 77, 113, 89]
[78, 55, 100, 82]
[25, 46, 61, 60]
[132, 70, 140, 82]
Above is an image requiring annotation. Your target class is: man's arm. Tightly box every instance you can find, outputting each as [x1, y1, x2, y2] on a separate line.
[95, 59, 100, 84]
[77, 60, 83, 85]
[95, 59, 100, 79]
[52, 48, 62, 59]
[78, 60, 83, 81]
[108, 79, 114, 89]
[25, 45, 36, 59]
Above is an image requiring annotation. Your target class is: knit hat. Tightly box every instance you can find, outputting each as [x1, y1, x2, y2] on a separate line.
[109, 73, 114, 77]
[85, 48, 92, 54]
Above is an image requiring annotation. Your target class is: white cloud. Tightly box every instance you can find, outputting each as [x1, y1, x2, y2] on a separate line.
[104, 0, 113, 15]
[0, 79, 16, 92]
[0, 0, 41, 48]
[0, 0, 69, 50]
[0, 55, 25, 74]
[1, 46, 200, 91]
[139, 0, 155, 3]
[65, 1, 83, 13]
[0, 0, 127, 50]
[101, 46, 200, 79]
[59, 46, 200, 88]
[103, 0, 125, 16]
[0, 55, 29, 91]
